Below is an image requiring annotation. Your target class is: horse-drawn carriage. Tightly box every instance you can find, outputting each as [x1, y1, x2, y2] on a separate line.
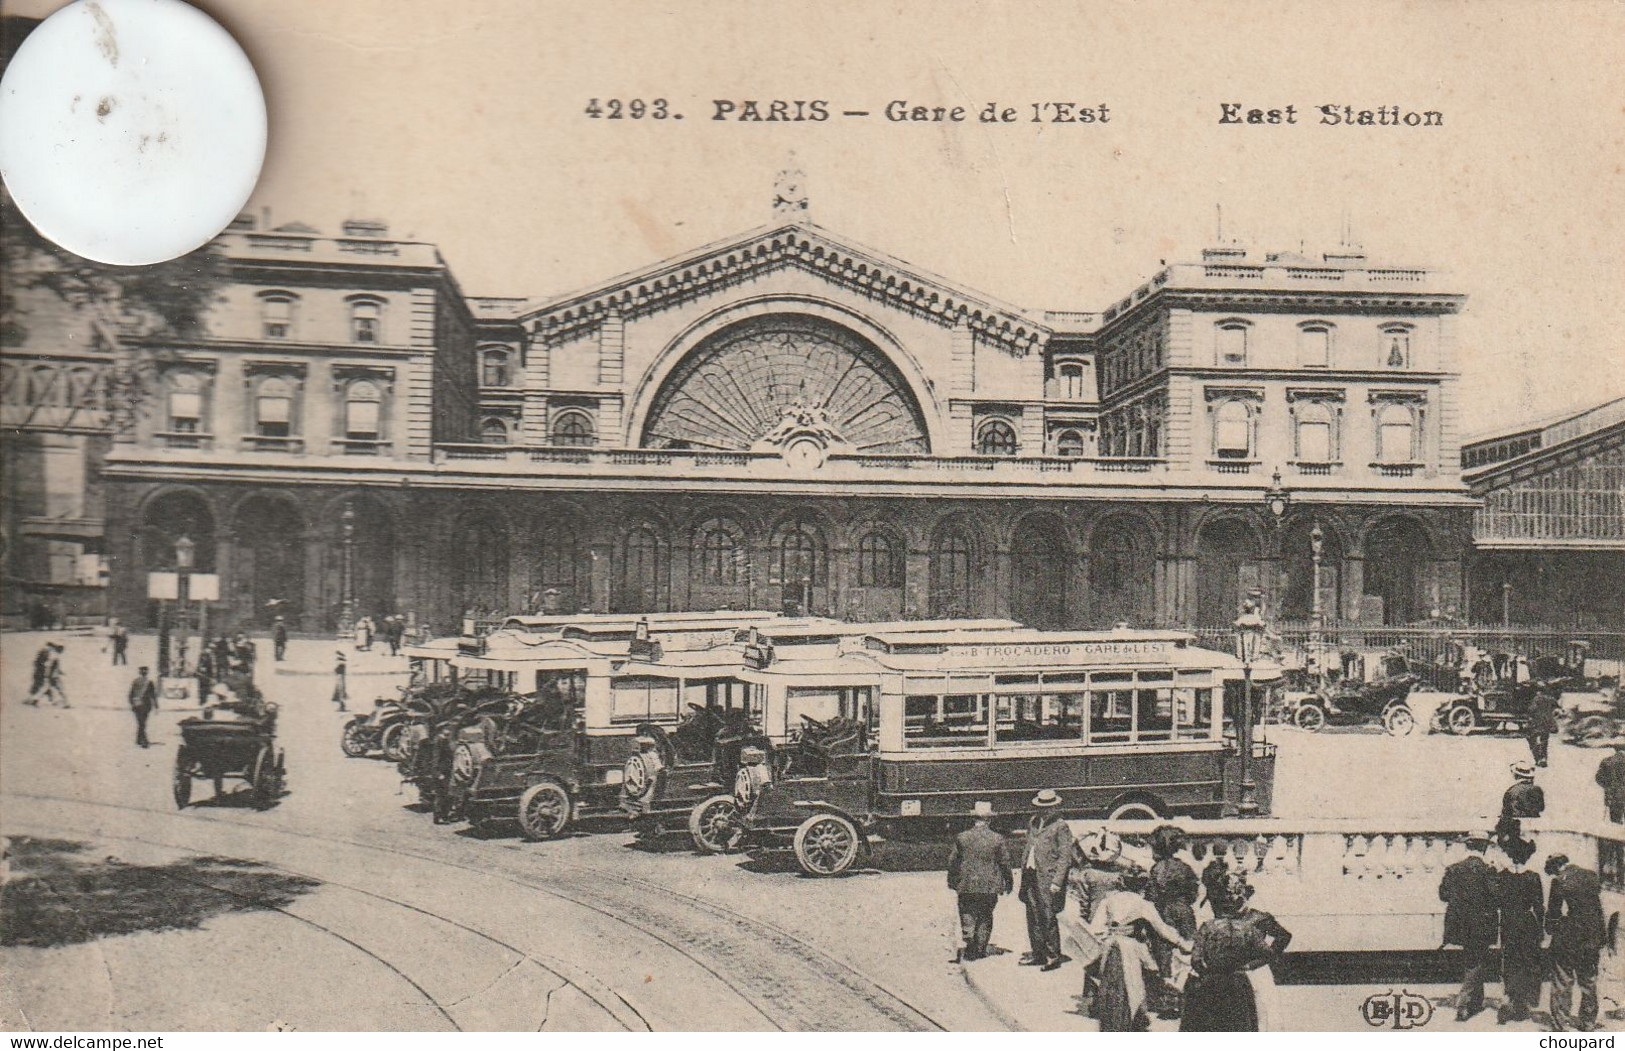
[173, 685, 285, 809]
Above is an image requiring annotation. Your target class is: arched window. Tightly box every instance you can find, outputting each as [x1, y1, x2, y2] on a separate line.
[621, 527, 665, 611]
[350, 299, 382, 343]
[167, 371, 204, 434]
[696, 525, 739, 586]
[1215, 321, 1249, 366]
[481, 348, 512, 388]
[1381, 325, 1412, 368]
[344, 379, 382, 439]
[479, 417, 509, 445]
[1298, 323, 1332, 367]
[976, 419, 1018, 457]
[260, 293, 296, 339]
[1376, 403, 1418, 463]
[930, 527, 975, 617]
[551, 410, 595, 447]
[772, 522, 826, 586]
[255, 377, 294, 437]
[857, 532, 903, 588]
[529, 526, 578, 598]
[1055, 429, 1087, 458]
[1212, 400, 1253, 459]
[1058, 361, 1086, 400]
[1294, 401, 1336, 462]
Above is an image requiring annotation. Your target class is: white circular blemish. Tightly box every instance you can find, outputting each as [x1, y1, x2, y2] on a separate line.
[0, 0, 266, 266]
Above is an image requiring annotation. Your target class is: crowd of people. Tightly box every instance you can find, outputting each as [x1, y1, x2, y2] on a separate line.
[947, 799, 1295, 1032]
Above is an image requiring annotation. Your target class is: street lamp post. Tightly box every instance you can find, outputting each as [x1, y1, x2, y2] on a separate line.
[338, 502, 356, 634]
[1233, 597, 1266, 817]
[1310, 522, 1325, 686]
[1502, 580, 1512, 629]
[174, 535, 195, 675]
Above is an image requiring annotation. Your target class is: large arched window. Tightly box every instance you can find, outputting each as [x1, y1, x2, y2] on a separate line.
[255, 377, 295, 437]
[1293, 400, 1336, 463]
[1376, 403, 1419, 463]
[772, 521, 826, 586]
[857, 532, 903, 588]
[1212, 400, 1254, 459]
[1055, 429, 1087, 458]
[344, 379, 382, 440]
[930, 526, 975, 617]
[551, 410, 595, 447]
[259, 292, 297, 339]
[976, 419, 1018, 457]
[695, 524, 740, 586]
[350, 298, 382, 343]
[619, 526, 666, 612]
[528, 526, 578, 605]
[479, 417, 510, 445]
[453, 516, 508, 613]
[481, 348, 513, 388]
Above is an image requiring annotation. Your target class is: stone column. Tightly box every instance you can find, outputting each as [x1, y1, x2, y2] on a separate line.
[588, 542, 613, 613]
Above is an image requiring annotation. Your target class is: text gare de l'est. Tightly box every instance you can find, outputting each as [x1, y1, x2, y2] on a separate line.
[710, 100, 1112, 123]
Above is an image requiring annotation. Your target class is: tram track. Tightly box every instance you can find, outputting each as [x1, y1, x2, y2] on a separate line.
[3, 789, 947, 1032]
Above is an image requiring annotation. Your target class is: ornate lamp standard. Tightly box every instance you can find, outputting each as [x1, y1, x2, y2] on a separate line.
[1263, 468, 1291, 524]
[1310, 522, 1326, 686]
[338, 502, 356, 634]
[1233, 595, 1267, 817]
[174, 534, 195, 675]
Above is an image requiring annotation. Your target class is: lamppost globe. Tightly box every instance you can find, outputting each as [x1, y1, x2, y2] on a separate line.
[174, 534, 195, 571]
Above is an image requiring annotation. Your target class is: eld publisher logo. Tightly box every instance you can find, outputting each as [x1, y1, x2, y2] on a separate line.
[1361, 990, 1435, 1029]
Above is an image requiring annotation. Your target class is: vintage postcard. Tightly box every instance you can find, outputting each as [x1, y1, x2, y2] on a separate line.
[2, 0, 1623, 1037]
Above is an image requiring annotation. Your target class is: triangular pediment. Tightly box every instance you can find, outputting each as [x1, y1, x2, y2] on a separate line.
[520, 222, 1051, 354]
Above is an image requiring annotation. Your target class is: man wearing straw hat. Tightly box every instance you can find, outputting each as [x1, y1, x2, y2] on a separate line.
[1019, 789, 1074, 971]
[947, 801, 1014, 962]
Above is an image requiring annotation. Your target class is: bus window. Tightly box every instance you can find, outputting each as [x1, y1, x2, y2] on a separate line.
[786, 687, 842, 727]
[1090, 689, 1134, 743]
[1136, 687, 1175, 742]
[908, 694, 990, 748]
[840, 686, 877, 736]
[611, 677, 680, 724]
[1173, 687, 1215, 740]
[905, 695, 935, 732]
[537, 669, 585, 707]
[748, 682, 770, 730]
[993, 690, 1081, 744]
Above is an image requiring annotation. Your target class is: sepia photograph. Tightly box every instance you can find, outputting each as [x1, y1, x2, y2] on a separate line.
[1, 0, 1623, 1037]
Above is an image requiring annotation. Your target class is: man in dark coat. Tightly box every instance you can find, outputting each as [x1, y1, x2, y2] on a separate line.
[947, 801, 1015, 961]
[272, 616, 289, 662]
[1546, 853, 1607, 1032]
[1596, 743, 1625, 823]
[1439, 830, 1499, 1021]
[1526, 689, 1559, 768]
[1018, 789, 1074, 971]
[127, 666, 158, 748]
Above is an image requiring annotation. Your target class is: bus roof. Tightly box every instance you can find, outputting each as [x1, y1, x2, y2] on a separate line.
[861, 626, 1195, 654]
[402, 636, 464, 659]
[500, 610, 782, 633]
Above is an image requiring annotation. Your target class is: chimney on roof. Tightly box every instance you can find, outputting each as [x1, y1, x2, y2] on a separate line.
[1201, 202, 1248, 261]
[342, 218, 389, 238]
[1323, 210, 1366, 264]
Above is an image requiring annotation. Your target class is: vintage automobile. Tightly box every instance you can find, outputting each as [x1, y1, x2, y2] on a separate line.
[1287, 649, 1424, 735]
[441, 612, 797, 838]
[1440, 639, 1623, 736]
[174, 678, 285, 809]
[340, 687, 427, 761]
[617, 618, 1022, 852]
[733, 626, 1283, 877]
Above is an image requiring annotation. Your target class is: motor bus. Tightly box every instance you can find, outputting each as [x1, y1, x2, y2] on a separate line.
[616, 619, 1020, 851]
[732, 626, 1284, 876]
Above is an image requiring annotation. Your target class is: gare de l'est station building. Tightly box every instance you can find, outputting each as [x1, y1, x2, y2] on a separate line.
[96, 193, 1482, 635]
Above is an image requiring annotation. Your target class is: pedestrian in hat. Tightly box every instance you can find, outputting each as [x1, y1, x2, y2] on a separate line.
[126, 666, 158, 748]
[1545, 851, 1607, 1032]
[1494, 835, 1545, 1024]
[1594, 742, 1625, 824]
[1498, 761, 1546, 847]
[947, 801, 1014, 962]
[1018, 789, 1073, 971]
[1439, 830, 1499, 1021]
[24, 640, 51, 705]
[1066, 829, 1137, 1008]
[109, 618, 129, 666]
[1146, 824, 1200, 1017]
[332, 651, 349, 712]
[272, 616, 288, 662]
[1526, 688, 1559, 768]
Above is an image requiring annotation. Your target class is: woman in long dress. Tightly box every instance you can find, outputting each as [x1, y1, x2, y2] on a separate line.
[1062, 830, 1134, 1013]
[1089, 870, 1192, 1032]
[1181, 874, 1291, 1032]
[1495, 835, 1545, 1023]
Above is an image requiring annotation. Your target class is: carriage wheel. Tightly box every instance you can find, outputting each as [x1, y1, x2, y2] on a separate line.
[381, 724, 408, 763]
[172, 747, 193, 809]
[1447, 705, 1477, 735]
[1383, 705, 1416, 737]
[1293, 703, 1327, 732]
[792, 813, 861, 877]
[341, 721, 370, 758]
[517, 781, 572, 842]
[251, 745, 278, 809]
[689, 795, 745, 854]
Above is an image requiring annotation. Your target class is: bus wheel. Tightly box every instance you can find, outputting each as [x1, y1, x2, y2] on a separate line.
[689, 795, 744, 854]
[1107, 798, 1163, 821]
[793, 813, 861, 877]
[517, 781, 572, 842]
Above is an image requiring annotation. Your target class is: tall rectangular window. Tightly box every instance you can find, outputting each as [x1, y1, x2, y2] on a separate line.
[1298, 325, 1331, 367]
